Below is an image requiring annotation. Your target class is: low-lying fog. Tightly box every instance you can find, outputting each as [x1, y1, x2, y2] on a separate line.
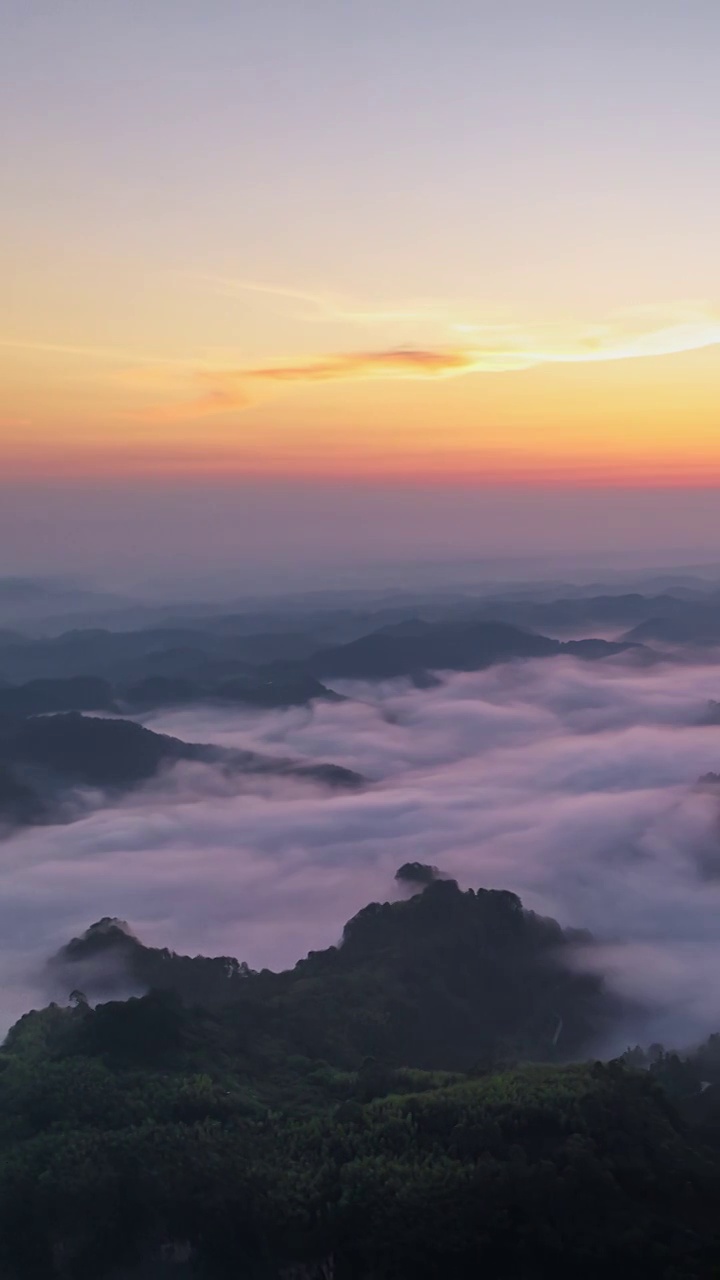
[4, 653, 720, 1050]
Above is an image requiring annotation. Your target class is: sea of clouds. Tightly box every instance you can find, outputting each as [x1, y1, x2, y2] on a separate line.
[4, 653, 720, 1049]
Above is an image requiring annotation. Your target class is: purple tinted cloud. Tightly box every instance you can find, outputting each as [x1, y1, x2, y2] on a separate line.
[2, 654, 720, 1049]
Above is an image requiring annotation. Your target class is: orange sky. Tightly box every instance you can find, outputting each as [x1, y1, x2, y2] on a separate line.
[3, 321, 719, 485]
[3, 2, 720, 491]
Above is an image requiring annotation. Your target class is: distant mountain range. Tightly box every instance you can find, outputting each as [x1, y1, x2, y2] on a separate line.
[0, 618, 645, 713]
[3, 585, 719, 838]
[306, 619, 639, 680]
[6, 576, 720, 714]
[0, 669, 338, 716]
[622, 609, 720, 644]
[0, 610, 657, 841]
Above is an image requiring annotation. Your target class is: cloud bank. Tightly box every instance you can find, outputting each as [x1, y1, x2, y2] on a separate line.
[3, 655, 720, 1049]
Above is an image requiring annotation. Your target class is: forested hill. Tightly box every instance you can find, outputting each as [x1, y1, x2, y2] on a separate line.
[0, 711, 363, 831]
[2, 874, 720, 1275]
[45, 875, 612, 1069]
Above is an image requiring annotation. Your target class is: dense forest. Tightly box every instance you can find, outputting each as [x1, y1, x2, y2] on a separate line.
[1, 874, 720, 1278]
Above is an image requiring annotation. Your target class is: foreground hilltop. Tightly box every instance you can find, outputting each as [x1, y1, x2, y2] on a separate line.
[1, 873, 720, 1277]
[44, 873, 612, 1068]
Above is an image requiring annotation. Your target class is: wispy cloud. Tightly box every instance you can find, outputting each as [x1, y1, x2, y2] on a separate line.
[0, 338, 136, 362]
[6, 294, 719, 425]
[247, 346, 476, 381]
[134, 348, 481, 422]
[135, 302, 720, 422]
[192, 275, 456, 326]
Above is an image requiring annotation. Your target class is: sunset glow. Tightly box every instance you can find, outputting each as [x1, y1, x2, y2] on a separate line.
[3, 1, 720, 523]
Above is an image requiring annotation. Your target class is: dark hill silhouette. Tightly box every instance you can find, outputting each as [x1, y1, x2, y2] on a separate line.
[0, 763, 47, 827]
[0, 668, 341, 716]
[561, 637, 641, 660]
[48, 876, 612, 1068]
[306, 619, 638, 680]
[0, 625, 322, 685]
[624, 609, 720, 645]
[122, 667, 341, 710]
[122, 675, 199, 707]
[0, 712, 363, 830]
[455, 591, 712, 635]
[212, 667, 343, 708]
[0, 612, 647, 709]
[2, 712, 191, 786]
[0, 676, 117, 716]
[47, 916, 252, 1006]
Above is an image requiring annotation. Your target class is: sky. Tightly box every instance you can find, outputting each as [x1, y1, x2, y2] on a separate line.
[2, 0, 720, 576]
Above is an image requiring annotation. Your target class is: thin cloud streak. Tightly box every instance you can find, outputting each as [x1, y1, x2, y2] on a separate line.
[134, 304, 720, 421]
[192, 275, 457, 326]
[0, 338, 136, 362]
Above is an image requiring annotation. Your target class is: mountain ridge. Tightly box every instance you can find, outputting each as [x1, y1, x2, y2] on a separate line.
[0, 711, 363, 832]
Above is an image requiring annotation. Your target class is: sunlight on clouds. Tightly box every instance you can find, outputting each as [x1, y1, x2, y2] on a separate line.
[2, 291, 720, 480]
[129, 300, 720, 422]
